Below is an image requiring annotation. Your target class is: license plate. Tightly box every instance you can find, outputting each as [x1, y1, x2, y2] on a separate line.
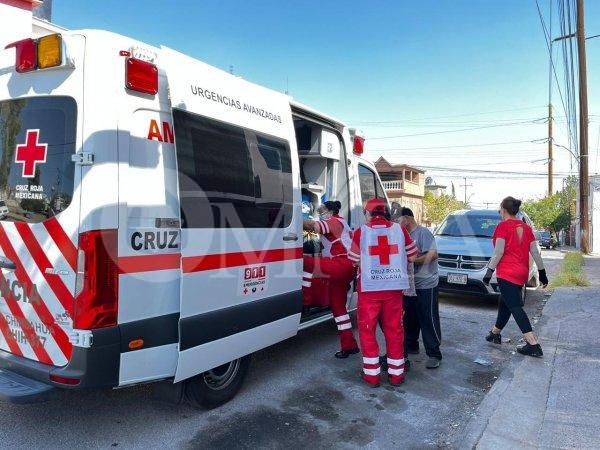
[447, 273, 468, 285]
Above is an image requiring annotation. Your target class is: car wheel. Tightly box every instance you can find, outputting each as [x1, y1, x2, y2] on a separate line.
[185, 355, 251, 409]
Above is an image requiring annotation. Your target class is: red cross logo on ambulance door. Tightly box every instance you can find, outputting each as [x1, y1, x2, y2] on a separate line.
[15, 129, 47, 178]
[369, 235, 399, 265]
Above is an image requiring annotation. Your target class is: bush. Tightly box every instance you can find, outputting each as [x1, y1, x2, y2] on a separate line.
[551, 252, 589, 287]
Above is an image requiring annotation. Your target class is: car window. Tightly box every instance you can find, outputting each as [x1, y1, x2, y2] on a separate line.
[435, 215, 501, 238]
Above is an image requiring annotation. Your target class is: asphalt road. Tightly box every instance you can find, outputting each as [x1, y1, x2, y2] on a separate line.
[0, 249, 563, 449]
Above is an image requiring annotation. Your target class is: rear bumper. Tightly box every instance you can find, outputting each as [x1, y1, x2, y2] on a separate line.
[0, 326, 120, 403]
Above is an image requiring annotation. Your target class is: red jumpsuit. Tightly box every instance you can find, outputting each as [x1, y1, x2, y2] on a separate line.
[302, 214, 358, 351]
[348, 215, 418, 386]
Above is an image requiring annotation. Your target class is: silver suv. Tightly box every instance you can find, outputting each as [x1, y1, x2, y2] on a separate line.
[435, 209, 538, 298]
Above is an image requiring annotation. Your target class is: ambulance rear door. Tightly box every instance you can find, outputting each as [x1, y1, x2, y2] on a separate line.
[161, 47, 302, 382]
[0, 35, 86, 368]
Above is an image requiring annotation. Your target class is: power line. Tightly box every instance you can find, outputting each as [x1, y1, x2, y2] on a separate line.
[346, 105, 547, 124]
[369, 119, 544, 140]
[412, 165, 572, 176]
[368, 138, 544, 152]
[535, 0, 573, 147]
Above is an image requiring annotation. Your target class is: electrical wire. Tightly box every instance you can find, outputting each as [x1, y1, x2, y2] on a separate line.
[368, 119, 544, 140]
[346, 105, 547, 124]
[367, 139, 544, 152]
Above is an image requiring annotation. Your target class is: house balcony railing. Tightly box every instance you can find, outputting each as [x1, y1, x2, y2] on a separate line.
[382, 180, 404, 190]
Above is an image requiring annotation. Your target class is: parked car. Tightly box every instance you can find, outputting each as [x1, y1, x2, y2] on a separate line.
[0, 200, 8, 219]
[538, 230, 557, 249]
[435, 209, 539, 300]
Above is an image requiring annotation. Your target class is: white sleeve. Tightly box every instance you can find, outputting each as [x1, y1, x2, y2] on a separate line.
[488, 238, 505, 270]
[529, 241, 545, 270]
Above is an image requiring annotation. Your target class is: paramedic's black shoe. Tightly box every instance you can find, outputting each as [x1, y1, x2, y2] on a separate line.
[404, 359, 411, 372]
[517, 343, 543, 358]
[425, 357, 441, 369]
[485, 331, 502, 344]
[335, 348, 359, 359]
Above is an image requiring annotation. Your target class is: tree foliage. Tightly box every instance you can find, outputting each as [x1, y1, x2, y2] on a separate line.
[423, 190, 467, 224]
[522, 176, 577, 232]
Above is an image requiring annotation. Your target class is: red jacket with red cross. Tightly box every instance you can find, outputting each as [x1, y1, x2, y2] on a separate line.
[348, 216, 418, 298]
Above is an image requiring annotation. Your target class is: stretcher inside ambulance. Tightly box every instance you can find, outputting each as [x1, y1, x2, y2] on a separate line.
[0, 29, 388, 407]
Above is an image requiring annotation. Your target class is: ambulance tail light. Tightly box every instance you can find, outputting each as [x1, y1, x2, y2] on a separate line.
[73, 230, 118, 330]
[126, 57, 158, 95]
[5, 38, 36, 73]
[5, 34, 63, 73]
[349, 128, 365, 155]
[353, 135, 365, 155]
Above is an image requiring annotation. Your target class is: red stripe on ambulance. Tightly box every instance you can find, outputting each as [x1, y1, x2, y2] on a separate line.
[0, 271, 53, 365]
[182, 247, 303, 274]
[118, 253, 181, 274]
[0, 305, 24, 357]
[14, 222, 75, 315]
[0, 224, 72, 362]
[43, 217, 78, 272]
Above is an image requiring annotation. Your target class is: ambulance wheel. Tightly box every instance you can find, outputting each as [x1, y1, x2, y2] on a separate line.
[185, 355, 251, 409]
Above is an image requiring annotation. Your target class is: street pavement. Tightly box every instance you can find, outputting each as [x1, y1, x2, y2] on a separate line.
[0, 250, 563, 449]
[462, 252, 600, 450]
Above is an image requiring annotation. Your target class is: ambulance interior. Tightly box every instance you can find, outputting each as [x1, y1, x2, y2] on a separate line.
[294, 115, 352, 319]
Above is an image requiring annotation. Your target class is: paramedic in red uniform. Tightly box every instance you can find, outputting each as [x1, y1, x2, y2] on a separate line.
[302, 200, 359, 358]
[348, 198, 418, 387]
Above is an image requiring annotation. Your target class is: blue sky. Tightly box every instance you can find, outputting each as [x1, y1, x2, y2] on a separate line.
[53, 0, 600, 206]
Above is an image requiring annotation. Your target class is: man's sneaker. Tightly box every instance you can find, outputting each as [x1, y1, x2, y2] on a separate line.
[517, 343, 543, 358]
[335, 348, 359, 359]
[485, 331, 502, 344]
[425, 357, 441, 369]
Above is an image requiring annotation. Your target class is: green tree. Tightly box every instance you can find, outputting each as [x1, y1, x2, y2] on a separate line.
[424, 190, 467, 224]
[522, 176, 577, 232]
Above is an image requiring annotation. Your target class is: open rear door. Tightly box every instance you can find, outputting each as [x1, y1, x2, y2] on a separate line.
[161, 47, 302, 382]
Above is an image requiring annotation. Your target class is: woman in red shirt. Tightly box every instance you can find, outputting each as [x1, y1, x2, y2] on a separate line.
[483, 196, 549, 357]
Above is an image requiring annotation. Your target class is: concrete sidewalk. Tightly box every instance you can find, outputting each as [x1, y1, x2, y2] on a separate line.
[462, 255, 600, 449]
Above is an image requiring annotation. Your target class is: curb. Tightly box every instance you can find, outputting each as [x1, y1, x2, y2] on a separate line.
[458, 291, 560, 450]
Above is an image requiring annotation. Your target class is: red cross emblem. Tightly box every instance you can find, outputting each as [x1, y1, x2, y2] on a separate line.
[15, 129, 47, 178]
[369, 235, 399, 265]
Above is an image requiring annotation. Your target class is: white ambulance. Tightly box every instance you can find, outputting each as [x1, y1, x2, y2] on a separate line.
[0, 29, 388, 407]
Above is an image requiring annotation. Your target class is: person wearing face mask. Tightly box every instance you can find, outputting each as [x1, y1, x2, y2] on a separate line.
[303, 200, 359, 358]
[483, 196, 549, 357]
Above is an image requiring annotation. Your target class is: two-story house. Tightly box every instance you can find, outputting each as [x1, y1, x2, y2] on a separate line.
[374, 156, 425, 221]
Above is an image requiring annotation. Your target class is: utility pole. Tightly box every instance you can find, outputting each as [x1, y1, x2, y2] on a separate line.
[576, 0, 590, 253]
[548, 0, 553, 196]
[548, 104, 553, 195]
[460, 177, 473, 206]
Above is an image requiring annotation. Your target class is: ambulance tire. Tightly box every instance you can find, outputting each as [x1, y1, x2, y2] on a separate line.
[185, 355, 251, 409]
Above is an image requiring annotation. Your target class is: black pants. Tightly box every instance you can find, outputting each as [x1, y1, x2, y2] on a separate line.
[404, 287, 442, 359]
[495, 278, 533, 334]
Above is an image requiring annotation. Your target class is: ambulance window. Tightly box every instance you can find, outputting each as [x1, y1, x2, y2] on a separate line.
[0, 97, 77, 223]
[173, 109, 293, 229]
[334, 140, 350, 220]
[358, 165, 378, 206]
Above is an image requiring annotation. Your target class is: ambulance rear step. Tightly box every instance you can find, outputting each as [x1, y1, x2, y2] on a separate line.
[0, 369, 57, 404]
